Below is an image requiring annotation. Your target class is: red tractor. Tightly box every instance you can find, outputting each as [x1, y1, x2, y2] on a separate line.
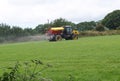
[47, 26, 79, 41]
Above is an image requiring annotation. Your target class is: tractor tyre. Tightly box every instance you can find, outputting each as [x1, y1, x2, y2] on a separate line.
[72, 35, 78, 40]
[55, 35, 62, 41]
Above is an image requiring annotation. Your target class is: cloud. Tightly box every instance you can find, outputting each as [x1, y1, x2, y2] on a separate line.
[0, 0, 120, 28]
[8, 0, 58, 6]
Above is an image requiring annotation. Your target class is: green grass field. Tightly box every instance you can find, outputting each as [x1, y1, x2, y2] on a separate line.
[0, 35, 120, 81]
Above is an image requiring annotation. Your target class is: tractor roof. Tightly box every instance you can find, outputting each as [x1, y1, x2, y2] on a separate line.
[50, 27, 64, 31]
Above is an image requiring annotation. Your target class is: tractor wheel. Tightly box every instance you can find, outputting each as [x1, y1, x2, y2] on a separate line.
[72, 35, 78, 40]
[55, 35, 62, 41]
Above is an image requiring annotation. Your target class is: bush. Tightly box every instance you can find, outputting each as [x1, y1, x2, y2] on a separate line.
[0, 60, 52, 81]
[116, 26, 120, 30]
[95, 24, 108, 32]
[79, 30, 120, 37]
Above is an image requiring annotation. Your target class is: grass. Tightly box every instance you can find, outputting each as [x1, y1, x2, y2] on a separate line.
[0, 35, 120, 81]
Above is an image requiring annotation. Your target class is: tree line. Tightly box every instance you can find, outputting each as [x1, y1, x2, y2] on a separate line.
[0, 18, 97, 38]
[0, 10, 120, 42]
[0, 24, 37, 37]
[35, 10, 120, 33]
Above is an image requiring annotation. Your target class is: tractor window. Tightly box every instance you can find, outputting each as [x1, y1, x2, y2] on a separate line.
[67, 27, 72, 33]
[64, 27, 72, 34]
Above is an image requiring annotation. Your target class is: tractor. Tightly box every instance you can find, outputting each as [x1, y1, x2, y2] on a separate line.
[47, 26, 79, 41]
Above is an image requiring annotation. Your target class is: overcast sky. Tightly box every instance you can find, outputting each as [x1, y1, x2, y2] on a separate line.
[0, 0, 120, 28]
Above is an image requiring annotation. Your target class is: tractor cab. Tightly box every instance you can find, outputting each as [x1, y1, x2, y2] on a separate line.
[63, 26, 73, 35]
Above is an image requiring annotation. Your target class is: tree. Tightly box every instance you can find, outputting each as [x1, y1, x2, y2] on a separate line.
[35, 24, 49, 34]
[102, 10, 120, 29]
[95, 23, 107, 32]
[35, 24, 44, 34]
[11, 26, 24, 37]
[35, 18, 76, 34]
[24, 28, 37, 35]
[50, 18, 75, 27]
[77, 21, 96, 31]
[0, 23, 11, 36]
